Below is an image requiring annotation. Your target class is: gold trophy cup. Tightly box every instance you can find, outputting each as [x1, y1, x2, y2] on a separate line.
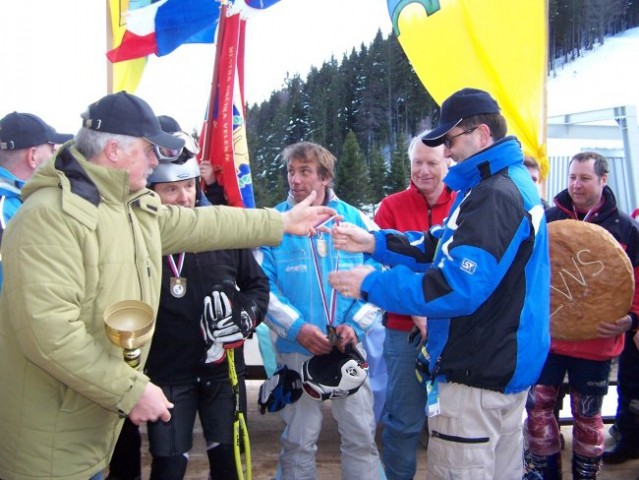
[104, 300, 155, 369]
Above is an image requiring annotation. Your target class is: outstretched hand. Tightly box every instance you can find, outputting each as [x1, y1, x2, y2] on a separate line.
[281, 191, 338, 236]
[328, 265, 375, 299]
[331, 222, 376, 254]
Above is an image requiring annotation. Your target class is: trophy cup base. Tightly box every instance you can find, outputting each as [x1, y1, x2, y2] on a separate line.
[123, 348, 142, 369]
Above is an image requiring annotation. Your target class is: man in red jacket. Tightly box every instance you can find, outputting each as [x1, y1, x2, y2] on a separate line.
[374, 131, 455, 480]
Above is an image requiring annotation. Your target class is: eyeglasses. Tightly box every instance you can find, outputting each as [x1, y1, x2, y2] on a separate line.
[443, 126, 479, 148]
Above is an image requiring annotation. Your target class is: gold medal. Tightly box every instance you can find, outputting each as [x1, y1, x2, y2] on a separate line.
[317, 238, 328, 257]
[170, 277, 187, 298]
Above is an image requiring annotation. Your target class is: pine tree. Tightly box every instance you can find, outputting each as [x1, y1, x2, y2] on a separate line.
[368, 146, 387, 205]
[335, 130, 371, 209]
[244, 11, 639, 207]
[386, 132, 409, 195]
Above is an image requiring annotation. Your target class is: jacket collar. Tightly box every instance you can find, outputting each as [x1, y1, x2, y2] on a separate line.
[552, 185, 617, 222]
[24, 143, 152, 205]
[21, 143, 161, 229]
[444, 136, 523, 192]
[409, 181, 454, 207]
[0, 166, 24, 197]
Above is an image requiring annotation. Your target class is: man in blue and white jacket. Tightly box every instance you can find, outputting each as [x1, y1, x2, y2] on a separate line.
[329, 88, 550, 480]
[0, 111, 72, 289]
[257, 141, 385, 480]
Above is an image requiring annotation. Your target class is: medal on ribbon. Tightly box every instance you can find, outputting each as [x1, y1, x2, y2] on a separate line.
[170, 277, 187, 298]
[167, 253, 187, 298]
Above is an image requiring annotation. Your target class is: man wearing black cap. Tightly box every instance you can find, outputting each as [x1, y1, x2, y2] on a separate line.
[0, 92, 334, 480]
[0, 112, 73, 289]
[328, 88, 550, 479]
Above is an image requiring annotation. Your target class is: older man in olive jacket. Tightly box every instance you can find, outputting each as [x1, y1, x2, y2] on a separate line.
[0, 92, 333, 480]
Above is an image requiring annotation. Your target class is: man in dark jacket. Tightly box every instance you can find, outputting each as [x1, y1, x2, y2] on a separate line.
[328, 88, 550, 479]
[108, 116, 268, 480]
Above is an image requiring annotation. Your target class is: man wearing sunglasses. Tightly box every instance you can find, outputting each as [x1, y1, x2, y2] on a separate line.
[0, 92, 334, 480]
[328, 87, 550, 479]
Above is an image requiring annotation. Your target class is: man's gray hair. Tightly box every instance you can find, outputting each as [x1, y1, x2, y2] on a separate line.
[75, 128, 138, 160]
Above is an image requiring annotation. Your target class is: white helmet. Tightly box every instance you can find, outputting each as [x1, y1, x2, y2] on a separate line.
[301, 346, 369, 401]
[147, 156, 200, 184]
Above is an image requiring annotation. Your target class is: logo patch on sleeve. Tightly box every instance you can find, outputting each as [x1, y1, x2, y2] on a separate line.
[460, 258, 477, 274]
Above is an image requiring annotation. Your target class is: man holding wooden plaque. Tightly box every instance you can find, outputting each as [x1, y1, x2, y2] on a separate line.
[524, 151, 639, 479]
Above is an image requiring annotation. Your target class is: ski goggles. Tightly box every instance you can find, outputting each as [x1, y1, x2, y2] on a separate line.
[153, 144, 183, 161]
[152, 131, 200, 161]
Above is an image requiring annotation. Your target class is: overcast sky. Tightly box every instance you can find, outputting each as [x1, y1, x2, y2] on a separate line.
[0, 0, 392, 134]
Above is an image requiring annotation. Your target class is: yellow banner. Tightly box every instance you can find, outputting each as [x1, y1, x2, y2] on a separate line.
[391, 0, 548, 177]
[108, 0, 147, 93]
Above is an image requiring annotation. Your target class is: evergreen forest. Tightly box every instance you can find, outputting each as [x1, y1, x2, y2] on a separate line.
[245, 0, 639, 209]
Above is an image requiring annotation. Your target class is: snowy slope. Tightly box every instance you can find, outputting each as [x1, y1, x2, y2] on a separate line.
[548, 26, 639, 117]
[546, 26, 639, 156]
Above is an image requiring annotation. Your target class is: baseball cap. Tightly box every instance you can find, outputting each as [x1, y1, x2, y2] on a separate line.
[82, 92, 184, 151]
[0, 112, 73, 150]
[422, 88, 500, 147]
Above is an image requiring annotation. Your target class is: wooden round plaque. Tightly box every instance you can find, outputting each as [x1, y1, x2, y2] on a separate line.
[549, 219, 634, 341]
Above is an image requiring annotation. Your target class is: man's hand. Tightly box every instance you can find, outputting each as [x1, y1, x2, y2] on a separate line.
[334, 324, 358, 352]
[411, 316, 427, 347]
[331, 222, 375, 254]
[297, 323, 333, 355]
[597, 315, 632, 337]
[328, 265, 375, 299]
[128, 382, 173, 425]
[199, 160, 216, 186]
[281, 191, 337, 236]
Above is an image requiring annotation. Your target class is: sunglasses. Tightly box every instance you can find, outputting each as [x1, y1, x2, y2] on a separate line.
[443, 126, 479, 149]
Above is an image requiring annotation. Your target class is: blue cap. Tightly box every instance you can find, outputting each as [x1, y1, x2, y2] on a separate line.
[422, 88, 500, 147]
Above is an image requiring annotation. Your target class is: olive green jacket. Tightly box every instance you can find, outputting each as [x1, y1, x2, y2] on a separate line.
[0, 145, 281, 480]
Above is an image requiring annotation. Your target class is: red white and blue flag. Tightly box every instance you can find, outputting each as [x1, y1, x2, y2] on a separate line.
[107, 0, 219, 63]
[107, 0, 285, 207]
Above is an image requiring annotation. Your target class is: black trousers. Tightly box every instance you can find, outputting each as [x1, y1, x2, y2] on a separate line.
[615, 330, 639, 444]
[108, 418, 141, 480]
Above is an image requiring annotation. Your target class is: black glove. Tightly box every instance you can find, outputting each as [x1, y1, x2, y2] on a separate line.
[258, 365, 303, 414]
[202, 282, 257, 349]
